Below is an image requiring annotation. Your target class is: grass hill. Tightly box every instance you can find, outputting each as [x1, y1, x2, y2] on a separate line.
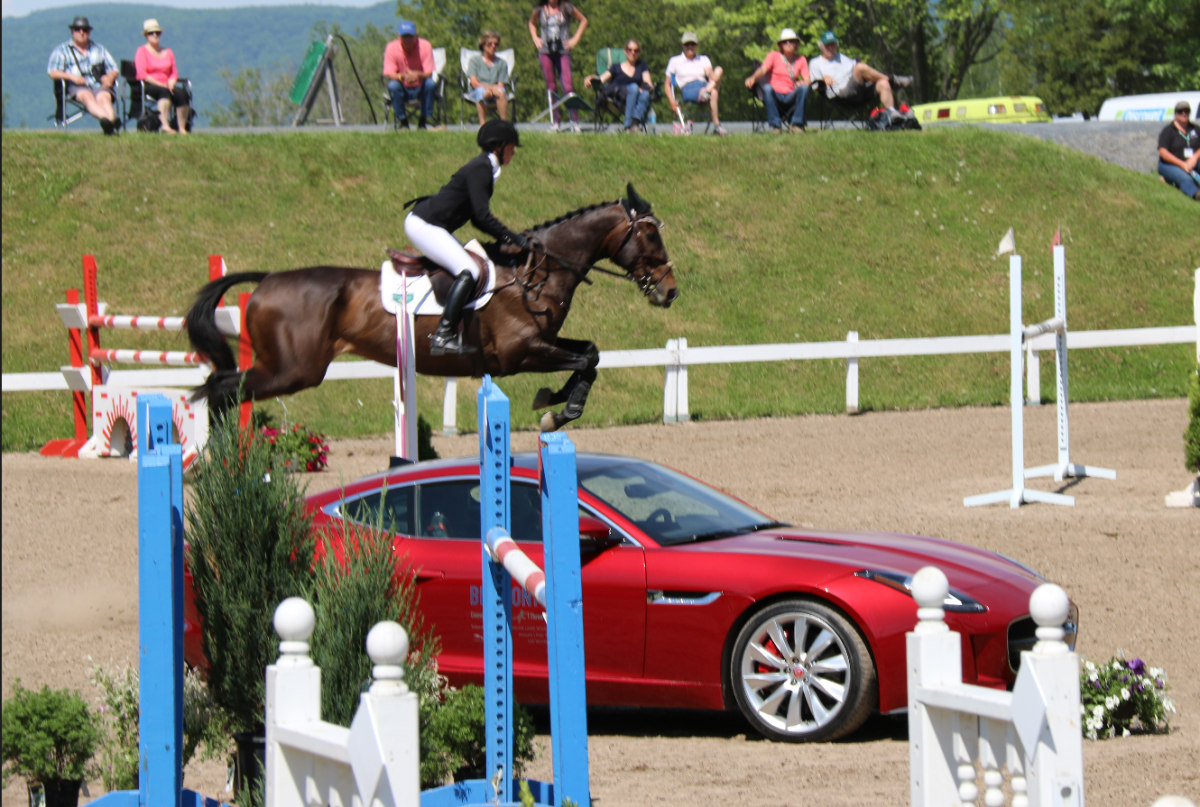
[2, 127, 1197, 451]
[1, 1, 397, 130]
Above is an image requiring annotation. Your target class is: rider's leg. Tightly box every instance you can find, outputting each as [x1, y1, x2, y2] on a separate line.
[403, 213, 479, 355]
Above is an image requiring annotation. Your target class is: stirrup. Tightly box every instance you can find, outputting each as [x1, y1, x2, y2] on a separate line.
[429, 331, 476, 355]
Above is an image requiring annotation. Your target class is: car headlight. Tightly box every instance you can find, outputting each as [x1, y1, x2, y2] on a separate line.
[854, 569, 988, 613]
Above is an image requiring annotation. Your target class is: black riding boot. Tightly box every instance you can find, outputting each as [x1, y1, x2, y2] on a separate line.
[429, 272, 478, 355]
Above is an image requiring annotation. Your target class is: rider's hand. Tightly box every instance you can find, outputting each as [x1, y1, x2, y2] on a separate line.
[510, 233, 530, 250]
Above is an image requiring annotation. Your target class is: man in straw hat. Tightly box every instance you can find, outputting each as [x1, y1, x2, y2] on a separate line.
[47, 16, 120, 133]
[809, 30, 912, 125]
[744, 28, 810, 133]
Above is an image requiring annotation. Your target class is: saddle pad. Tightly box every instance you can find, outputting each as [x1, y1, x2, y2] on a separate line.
[380, 239, 498, 317]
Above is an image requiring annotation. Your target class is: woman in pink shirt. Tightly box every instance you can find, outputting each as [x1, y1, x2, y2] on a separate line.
[744, 28, 810, 133]
[135, 19, 190, 133]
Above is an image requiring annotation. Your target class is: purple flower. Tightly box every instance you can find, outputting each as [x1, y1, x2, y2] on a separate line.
[1127, 658, 1146, 676]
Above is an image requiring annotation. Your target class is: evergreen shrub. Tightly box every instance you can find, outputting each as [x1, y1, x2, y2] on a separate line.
[1185, 362, 1199, 474]
[1, 683, 97, 785]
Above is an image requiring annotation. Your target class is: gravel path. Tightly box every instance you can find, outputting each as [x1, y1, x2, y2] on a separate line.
[983, 120, 1166, 175]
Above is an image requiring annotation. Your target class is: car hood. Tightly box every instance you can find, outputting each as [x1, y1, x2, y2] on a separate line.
[681, 527, 1044, 596]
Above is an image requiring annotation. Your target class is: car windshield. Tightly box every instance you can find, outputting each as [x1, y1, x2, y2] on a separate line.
[577, 459, 784, 546]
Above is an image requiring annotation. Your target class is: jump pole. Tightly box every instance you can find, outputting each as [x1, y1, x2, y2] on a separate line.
[391, 271, 418, 464]
[965, 248, 1114, 508]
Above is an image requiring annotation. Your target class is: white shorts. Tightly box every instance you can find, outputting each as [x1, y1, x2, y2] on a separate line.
[404, 212, 479, 279]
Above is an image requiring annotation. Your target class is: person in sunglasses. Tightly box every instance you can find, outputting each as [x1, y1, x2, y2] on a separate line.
[1157, 100, 1200, 200]
[47, 16, 120, 134]
[585, 39, 654, 133]
[135, 19, 190, 134]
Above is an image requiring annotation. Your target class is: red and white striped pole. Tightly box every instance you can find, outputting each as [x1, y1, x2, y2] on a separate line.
[485, 526, 546, 609]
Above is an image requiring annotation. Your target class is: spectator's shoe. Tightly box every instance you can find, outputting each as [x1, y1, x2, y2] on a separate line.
[887, 108, 909, 126]
[418, 117, 428, 130]
[712, 124, 728, 136]
[395, 118, 410, 131]
[570, 122, 582, 133]
[790, 123, 806, 134]
[770, 126, 784, 134]
[549, 122, 561, 133]
[99, 117, 116, 136]
[427, 124, 447, 132]
[891, 74, 913, 88]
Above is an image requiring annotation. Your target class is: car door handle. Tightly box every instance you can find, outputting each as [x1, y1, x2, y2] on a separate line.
[414, 570, 445, 582]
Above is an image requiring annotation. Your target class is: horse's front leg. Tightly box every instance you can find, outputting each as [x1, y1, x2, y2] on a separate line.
[514, 338, 600, 432]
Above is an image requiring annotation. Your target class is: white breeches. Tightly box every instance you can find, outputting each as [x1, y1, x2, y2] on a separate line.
[404, 212, 479, 280]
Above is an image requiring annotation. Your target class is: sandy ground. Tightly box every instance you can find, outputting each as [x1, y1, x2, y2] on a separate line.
[3, 398, 1198, 805]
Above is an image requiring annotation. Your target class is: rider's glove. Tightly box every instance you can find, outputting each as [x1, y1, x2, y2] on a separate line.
[510, 232, 530, 250]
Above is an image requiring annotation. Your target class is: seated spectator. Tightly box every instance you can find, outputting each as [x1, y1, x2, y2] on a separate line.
[585, 39, 653, 133]
[135, 19, 189, 134]
[467, 30, 510, 126]
[809, 30, 912, 125]
[744, 28, 809, 133]
[47, 16, 120, 134]
[1157, 100, 1200, 200]
[665, 32, 726, 136]
[383, 21, 441, 131]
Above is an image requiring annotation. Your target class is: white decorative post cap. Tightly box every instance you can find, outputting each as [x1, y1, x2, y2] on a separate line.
[274, 597, 315, 664]
[366, 621, 409, 694]
[911, 566, 949, 635]
[1029, 583, 1070, 654]
[1151, 798, 1196, 807]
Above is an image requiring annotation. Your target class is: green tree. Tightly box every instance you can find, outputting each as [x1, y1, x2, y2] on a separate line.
[208, 65, 297, 127]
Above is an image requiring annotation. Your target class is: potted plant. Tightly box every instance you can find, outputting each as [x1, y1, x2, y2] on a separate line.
[2, 682, 98, 807]
[185, 410, 315, 800]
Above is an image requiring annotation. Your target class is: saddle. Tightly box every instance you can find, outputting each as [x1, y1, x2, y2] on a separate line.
[386, 246, 491, 307]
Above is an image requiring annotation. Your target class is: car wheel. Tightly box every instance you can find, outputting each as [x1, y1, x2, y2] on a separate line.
[730, 599, 876, 742]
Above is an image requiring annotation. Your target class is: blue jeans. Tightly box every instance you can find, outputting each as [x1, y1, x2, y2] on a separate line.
[1158, 160, 1200, 198]
[388, 78, 437, 122]
[623, 86, 651, 128]
[762, 85, 809, 128]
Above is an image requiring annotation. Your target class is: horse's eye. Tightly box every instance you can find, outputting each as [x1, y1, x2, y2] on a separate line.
[647, 231, 661, 245]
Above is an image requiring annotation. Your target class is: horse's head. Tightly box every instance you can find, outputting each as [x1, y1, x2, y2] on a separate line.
[613, 184, 678, 308]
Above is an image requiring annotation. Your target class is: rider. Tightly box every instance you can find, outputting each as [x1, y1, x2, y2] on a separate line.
[404, 119, 530, 355]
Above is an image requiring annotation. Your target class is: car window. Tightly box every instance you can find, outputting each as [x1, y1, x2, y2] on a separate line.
[343, 486, 415, 535]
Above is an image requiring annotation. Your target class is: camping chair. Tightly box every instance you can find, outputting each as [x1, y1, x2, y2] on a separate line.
[745, 60, 768, 133]
[381, 47, 447, 128]
[50, 76, 125, 129]
[121, 60, 194, 132]
[458, 47, 517, 126]
[811, 80, 875, 130]
[587, 47, 658, 132]
[527, 54, 591, 126]
[670, 73, 712, 135]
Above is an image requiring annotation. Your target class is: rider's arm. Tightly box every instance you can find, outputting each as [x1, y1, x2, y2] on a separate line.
[466, 162, 522, 243]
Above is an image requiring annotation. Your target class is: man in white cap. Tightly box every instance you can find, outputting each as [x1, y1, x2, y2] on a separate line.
[744, 28, 810, 133]
[808, 30, 912, 124]
[665, 32, 727, 135]
[47, 16, 120, 133]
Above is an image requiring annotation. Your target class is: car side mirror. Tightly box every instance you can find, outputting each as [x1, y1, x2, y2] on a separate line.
[579, 516, 620, 551]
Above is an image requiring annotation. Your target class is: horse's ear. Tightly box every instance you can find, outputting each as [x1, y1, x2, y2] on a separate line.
[625, 183, 652, 216]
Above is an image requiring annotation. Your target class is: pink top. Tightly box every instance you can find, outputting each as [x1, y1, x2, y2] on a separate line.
[383, 37, 434, 88]
[135, 44, 177, 85]
[761, 50, 809, 95]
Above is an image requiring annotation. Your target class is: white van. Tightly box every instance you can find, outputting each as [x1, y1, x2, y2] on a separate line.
[1097, 92, 1200, 122]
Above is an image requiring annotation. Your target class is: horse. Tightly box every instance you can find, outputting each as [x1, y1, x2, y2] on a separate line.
[185, 184, 677, 432]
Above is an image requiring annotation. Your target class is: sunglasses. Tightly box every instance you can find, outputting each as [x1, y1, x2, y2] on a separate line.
[146, 31, 162, 35]
[626, 47, 640, 53]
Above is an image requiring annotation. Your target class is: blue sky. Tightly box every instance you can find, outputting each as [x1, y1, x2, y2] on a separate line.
[2, 0, 379, 17]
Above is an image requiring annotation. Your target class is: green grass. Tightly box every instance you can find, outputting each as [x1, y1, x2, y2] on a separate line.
[3, 128, 1197, 450]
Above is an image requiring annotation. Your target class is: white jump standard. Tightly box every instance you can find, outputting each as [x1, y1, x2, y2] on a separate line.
[965, 247, 1114, 508]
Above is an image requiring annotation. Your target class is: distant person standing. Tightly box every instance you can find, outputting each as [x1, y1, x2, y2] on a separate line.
[135, 19, 190, 134]
[47, 16, 120, 134]
[383, 21, 440, 131]
[1157, 100, 1200, 200]
[529, 0, 588, 132]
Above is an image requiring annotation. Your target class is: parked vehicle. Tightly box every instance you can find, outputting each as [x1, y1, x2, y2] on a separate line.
[912, 96, 1050, 125]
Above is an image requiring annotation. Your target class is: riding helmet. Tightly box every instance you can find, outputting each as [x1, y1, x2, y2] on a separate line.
[477, 119, 521, 151]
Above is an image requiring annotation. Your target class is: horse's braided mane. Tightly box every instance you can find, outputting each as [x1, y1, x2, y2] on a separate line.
[528, 200, 620, 234]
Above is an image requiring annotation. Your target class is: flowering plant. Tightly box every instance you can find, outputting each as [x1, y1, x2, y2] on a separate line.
[1079, 652, 1175, 739]
[260, 423, 329, 473]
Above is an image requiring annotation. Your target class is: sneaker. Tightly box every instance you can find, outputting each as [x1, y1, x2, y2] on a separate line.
[549, 122, 561, 133]
[570, 122, 582, 134]
[892, 74, 913, 88]
[395, 119, 410, 131]
[770, 126, 784, 134]
[427, 124, 447, 132]
[789, 123, 806, 134]
[712, 124, 728, 136]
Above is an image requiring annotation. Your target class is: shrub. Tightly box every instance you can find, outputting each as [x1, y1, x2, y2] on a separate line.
[419, 684, 536, 788]
[185, 410, 316, 734]
[1080, 653, 1175, 739]
[1185, 362, 1199, 474]
[1, 682, 98, 784]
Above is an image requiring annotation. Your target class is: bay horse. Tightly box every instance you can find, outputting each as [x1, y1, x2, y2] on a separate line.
[185, 184, 676, 432]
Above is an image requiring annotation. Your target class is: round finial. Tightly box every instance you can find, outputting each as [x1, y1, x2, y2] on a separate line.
[366, 621, 409, 667]
[1029, 584, 1069, 628]
[1152, 798, 1196, 807]
[912, 567, 949, 609]
[274, 597, 315, 641]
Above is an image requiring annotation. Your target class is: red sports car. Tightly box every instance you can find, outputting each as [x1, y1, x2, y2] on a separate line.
[184, 452, 1077, 742]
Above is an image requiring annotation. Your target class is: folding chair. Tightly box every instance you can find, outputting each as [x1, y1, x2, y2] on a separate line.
[49, 79, 87, 128]
[528, 54, 591, 126]
[458, 47, 517, 126]
[382, 47, 447, 128]
[746, 60, 768, 133]
[670, 73, 712, 134]
[588, 47, 660, 132]
[121, 60, 194, 132]
[811, 80, 875, 130]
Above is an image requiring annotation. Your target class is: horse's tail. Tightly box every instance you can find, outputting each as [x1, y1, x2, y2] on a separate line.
[186, 272, 268, 404]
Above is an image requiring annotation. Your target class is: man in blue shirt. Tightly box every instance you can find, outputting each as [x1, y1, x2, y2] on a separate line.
[47, 16, 120, 133]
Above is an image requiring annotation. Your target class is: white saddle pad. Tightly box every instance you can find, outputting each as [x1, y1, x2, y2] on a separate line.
[380, 239, 498, 318]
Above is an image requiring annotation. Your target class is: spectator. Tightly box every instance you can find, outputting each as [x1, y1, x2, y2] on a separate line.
[1157, 100, 1200, 200]
[744, 28, 809, 133]
[529, 0, 588, 132]
[665, 32, 727, 136]
[585, 39, 653, 133]
[809, 30, 912, 125]
[47, 16, 119, 134]
[383, 21, 441, 131]
[466, 30, 510, 126]
[135, 19, 190, 134]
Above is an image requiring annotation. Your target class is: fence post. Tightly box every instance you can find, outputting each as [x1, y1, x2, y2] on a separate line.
[442, 377, 458, 435]
[1193, 268, 1199, 363]
[845, 331, 859, 414]
[676, 337, 689, 422]
[265, 598, 320, 807]
[906, 567, 961, 806]
[663, 339, 678, 423]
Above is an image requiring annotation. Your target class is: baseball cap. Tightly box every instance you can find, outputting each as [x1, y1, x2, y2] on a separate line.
[777, 28, 800, 43]
[819, 30, 838, 45]
[398, 20, 417, 36]
[1175, 100, 1192, 113]
[142, 18, 163, 34]
[70, 15, 92, 30]
[681, 31, 699, 45]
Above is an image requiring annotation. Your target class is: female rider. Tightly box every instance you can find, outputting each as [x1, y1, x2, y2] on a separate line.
[405, 119, 529, 355]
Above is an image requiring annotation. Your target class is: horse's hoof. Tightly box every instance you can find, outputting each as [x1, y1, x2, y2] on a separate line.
[539, 411, 563, 432]
[532, 388, 554, 410]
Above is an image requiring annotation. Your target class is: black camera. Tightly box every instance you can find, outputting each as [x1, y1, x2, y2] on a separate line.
[546, 36, 563, 55]
[90, 63, 106, 82]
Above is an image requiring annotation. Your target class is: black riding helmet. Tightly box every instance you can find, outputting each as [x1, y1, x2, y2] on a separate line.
[477, 119, 521, 152]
